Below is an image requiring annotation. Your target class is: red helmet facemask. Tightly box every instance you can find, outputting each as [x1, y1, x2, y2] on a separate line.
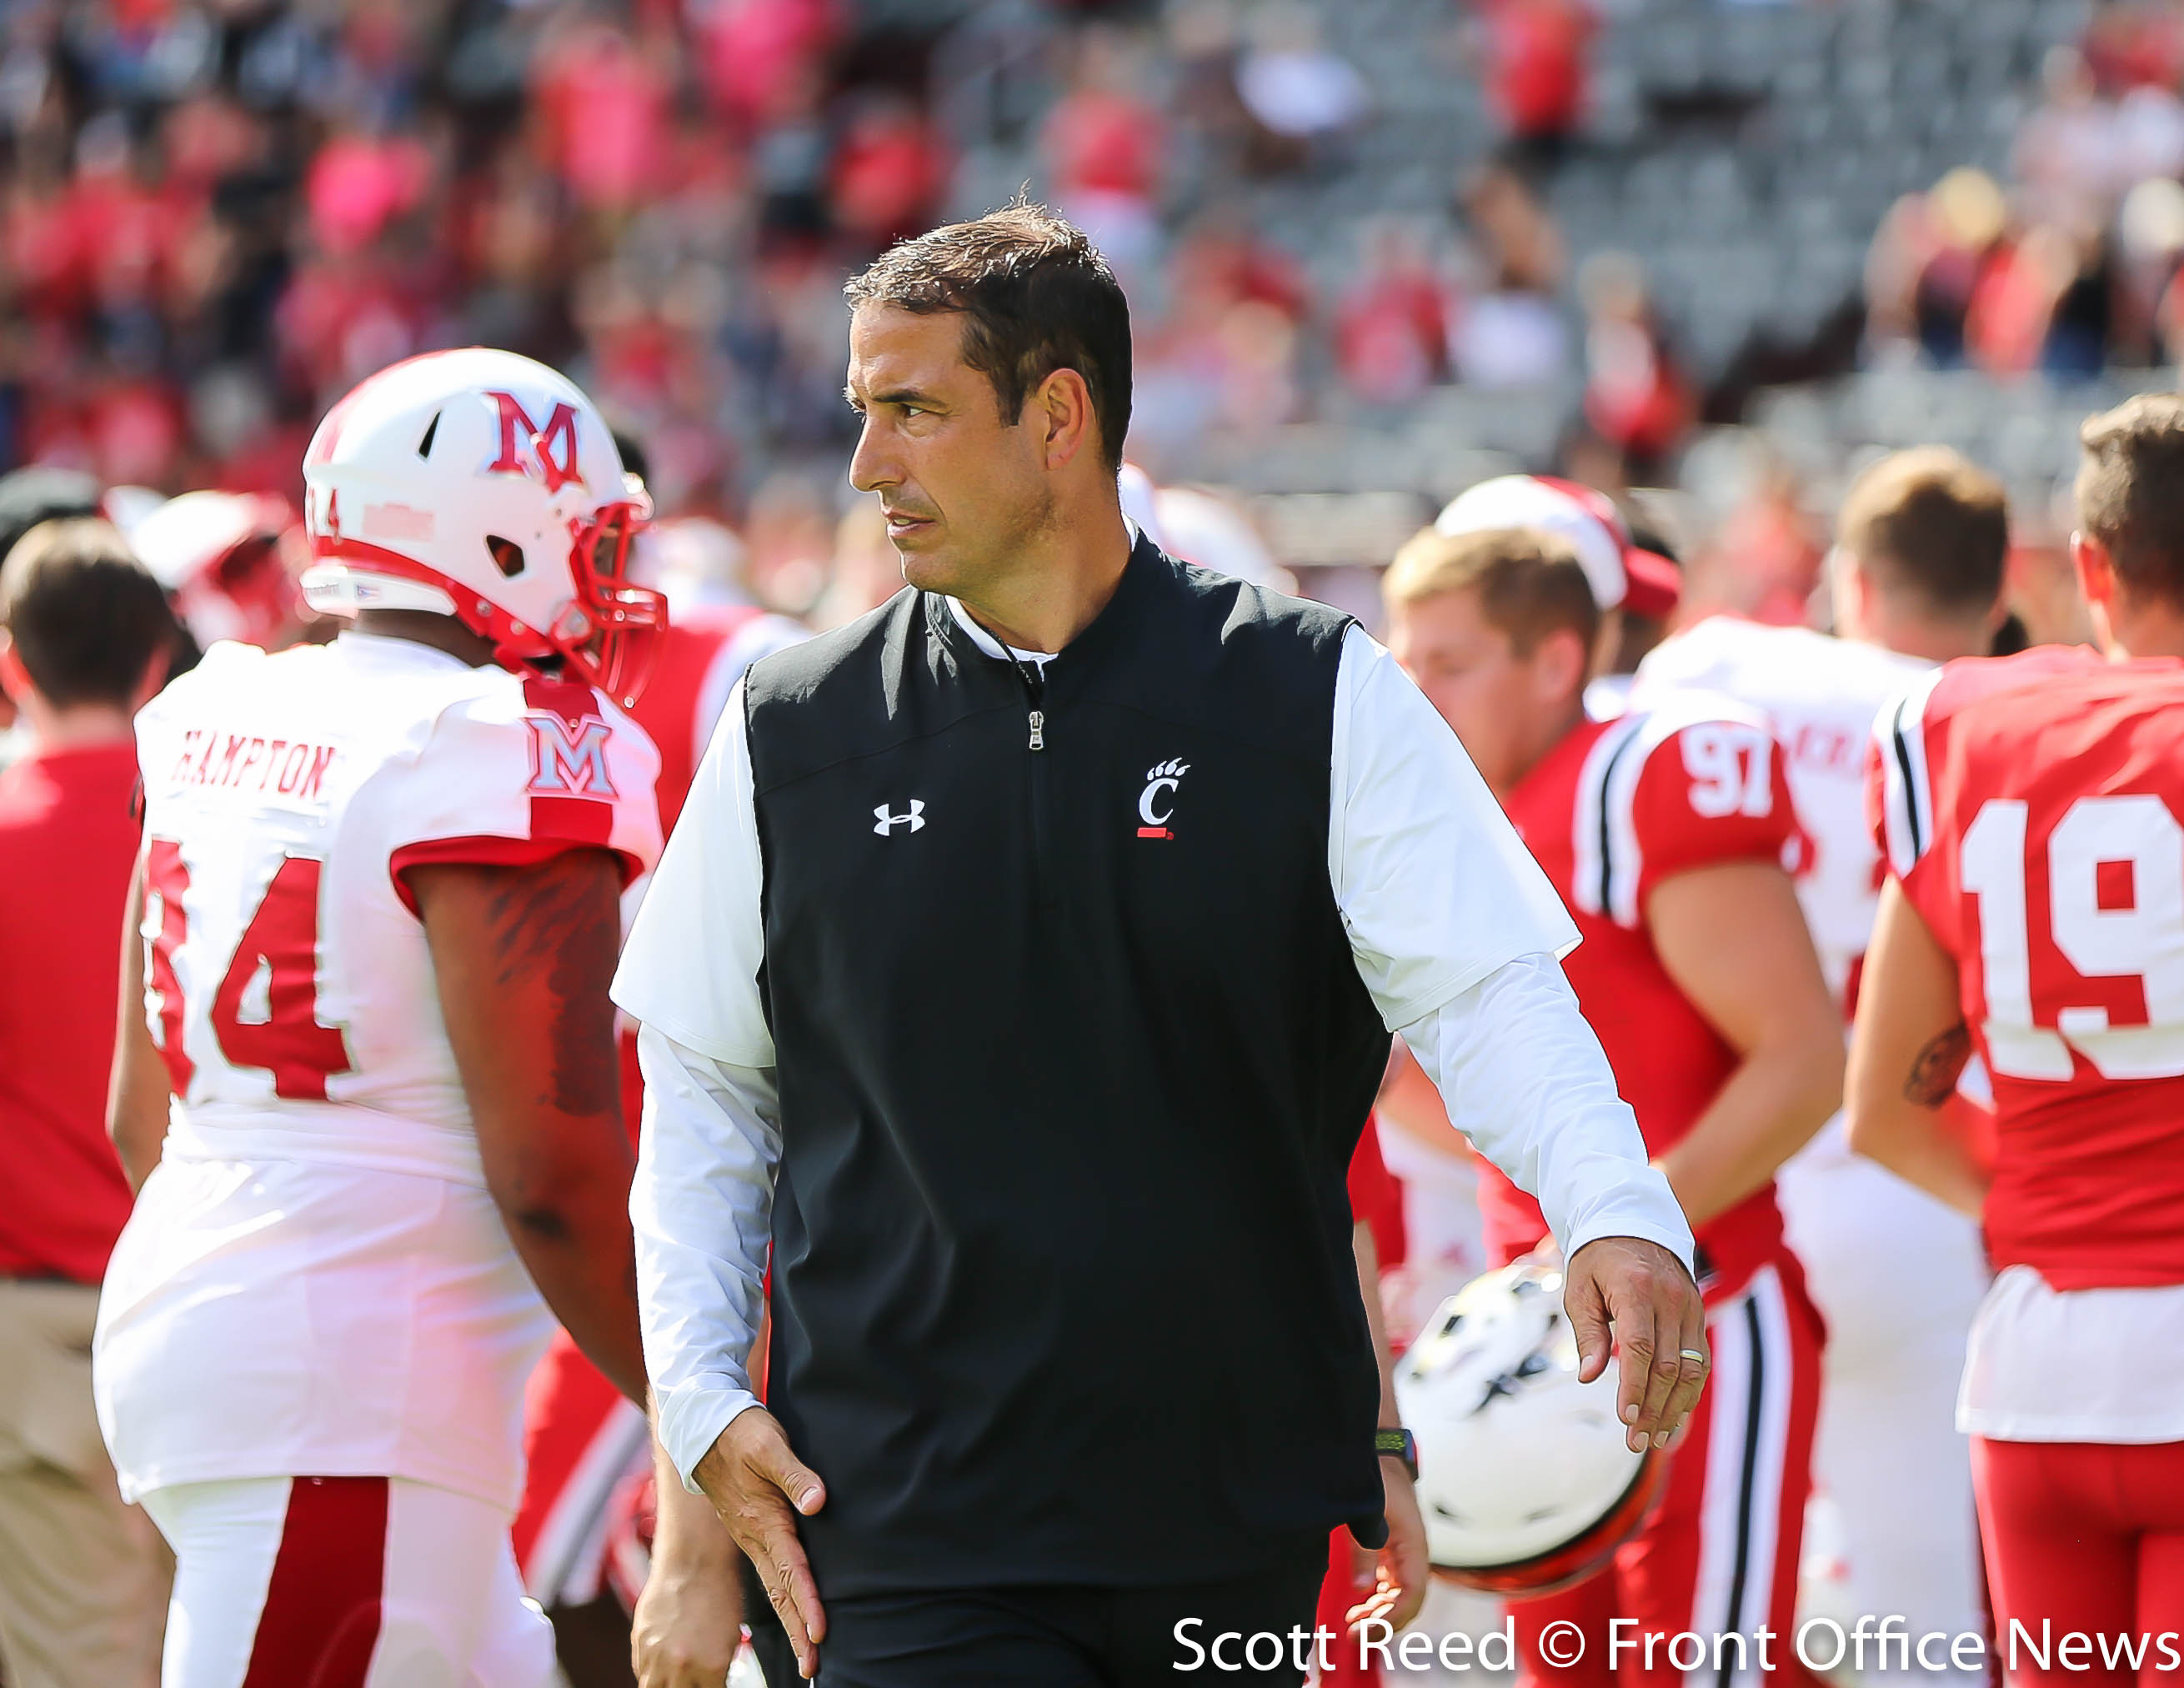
[552, 497, 667, 708]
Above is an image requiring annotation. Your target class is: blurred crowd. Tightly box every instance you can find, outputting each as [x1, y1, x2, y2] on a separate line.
[1866, 0, 2184, 379]
[12, 0, 2184, 648]
[0, 0, 954, 537]
[0, 0, 1696, 594]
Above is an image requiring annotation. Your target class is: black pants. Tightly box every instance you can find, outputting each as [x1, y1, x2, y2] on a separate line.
[743, 1542, 1328, 1686]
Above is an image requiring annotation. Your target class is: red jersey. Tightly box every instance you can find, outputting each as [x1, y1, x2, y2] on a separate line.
[1871, 645, 2184, 1290]
[0, 742, 143, 1283]
[1480, 699, 1799, 1302]
[613, 606, 808, 1131]
[626, 606, 807, 839]
[1345, 1117, 1406, 1272]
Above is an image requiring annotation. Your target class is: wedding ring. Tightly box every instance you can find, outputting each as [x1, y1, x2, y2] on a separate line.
[1679, 1349, 1709, 1364]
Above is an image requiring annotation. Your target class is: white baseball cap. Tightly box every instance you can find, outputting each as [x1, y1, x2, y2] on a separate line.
[1434, 475, 1680, 618]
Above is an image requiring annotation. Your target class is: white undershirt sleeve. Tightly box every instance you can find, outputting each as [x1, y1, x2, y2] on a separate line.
[612, 678, 774, 1067]
[632, 1024, 779, 1490]
[1399, 958, 1694, 1270]
[614, 680, 784, 1488]
[1330, 626, 1579, 1019]
[1330, 625, 1693, 1270]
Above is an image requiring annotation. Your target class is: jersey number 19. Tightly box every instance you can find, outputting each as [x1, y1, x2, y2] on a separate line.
[1961, 793, 2184, 1082]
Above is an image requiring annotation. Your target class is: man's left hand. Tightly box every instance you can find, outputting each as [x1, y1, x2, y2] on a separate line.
[1346, 1456, 1428, 1635]
[632, 1550, 744, 1687]
[1564, 1236, 1708, 1453]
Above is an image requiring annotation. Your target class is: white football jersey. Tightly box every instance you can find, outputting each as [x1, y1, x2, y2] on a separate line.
[1635, 617, 1930, 1007]
[94, 633, 661, 1510]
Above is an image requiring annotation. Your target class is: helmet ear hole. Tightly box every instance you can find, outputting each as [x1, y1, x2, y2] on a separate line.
[417, 411, 440, 457]
[486, 535, 526, 578]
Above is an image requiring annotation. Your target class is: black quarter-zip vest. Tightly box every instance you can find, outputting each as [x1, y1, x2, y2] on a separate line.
[744, 535, 1390, 1593]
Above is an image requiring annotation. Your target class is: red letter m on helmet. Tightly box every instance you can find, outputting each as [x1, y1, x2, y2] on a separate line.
[487, 392, 583, 493]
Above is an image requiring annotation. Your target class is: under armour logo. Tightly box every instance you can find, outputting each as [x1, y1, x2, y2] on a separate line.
[1137, 759, 1190, 839]
[874, 800, 926, 835]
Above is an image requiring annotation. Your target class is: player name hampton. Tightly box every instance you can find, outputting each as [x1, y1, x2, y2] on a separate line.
[165, 728, 339, 800]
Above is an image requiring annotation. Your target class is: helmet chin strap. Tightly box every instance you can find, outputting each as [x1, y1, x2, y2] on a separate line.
[489, 639, 545, 678]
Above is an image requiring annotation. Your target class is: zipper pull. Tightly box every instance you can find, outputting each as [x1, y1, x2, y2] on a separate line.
[1028, 709, 1045, 751]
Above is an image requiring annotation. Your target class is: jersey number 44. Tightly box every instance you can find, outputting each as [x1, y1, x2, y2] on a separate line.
[145, 841, 351, 1099]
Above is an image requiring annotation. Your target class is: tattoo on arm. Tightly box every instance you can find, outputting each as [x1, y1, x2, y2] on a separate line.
[479, 853, 623, 1117]
[1903, 1022, 1972, 1108]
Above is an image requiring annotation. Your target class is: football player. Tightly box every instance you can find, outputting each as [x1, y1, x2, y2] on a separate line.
[1633, 448, 2008, 1651]
[1385, 524, 1841, 1688]
[93, 349, 665, 1687]
[1851, 394, 2184, 1665]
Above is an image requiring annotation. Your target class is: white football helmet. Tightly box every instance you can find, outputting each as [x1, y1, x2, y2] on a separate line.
[298, 348, 664, 704]
[123, 488, 302, 650]
[1395, 1260, 1664, 1594]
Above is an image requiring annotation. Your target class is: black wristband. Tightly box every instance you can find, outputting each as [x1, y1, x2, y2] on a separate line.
[1375, 1427, 1417, 1482]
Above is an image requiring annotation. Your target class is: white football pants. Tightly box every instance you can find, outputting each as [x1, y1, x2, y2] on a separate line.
[141, 1475, 555, 1688]
[1778, 1127, 1989, 1668]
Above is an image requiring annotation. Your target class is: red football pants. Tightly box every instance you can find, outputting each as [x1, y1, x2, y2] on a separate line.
[1510, 1259, 1825, 1688]
[1973, 1436, 2184, 1685]
[512, 1330, 650, 1606]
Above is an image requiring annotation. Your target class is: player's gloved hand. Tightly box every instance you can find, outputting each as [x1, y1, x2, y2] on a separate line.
[694, 1410, 828, 1680]
[632, 1550, 743, 1688]
[1346, 1454, 1430, 1635]
[1563, 1236, 1709, 1454]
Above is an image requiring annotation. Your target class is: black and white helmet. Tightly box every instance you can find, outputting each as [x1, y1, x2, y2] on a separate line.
[1395, 1260, 1665, 1594]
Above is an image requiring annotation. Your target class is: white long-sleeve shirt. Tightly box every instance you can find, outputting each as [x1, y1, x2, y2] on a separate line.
[615, 620, 1694, 1488]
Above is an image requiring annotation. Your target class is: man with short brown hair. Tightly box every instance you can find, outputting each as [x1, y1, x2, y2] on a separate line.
[0, 518, 178, 1688]
[0, 468, 103, 756]
[1831, 444, 2010, 660]
[2075, 391, 2184, 600]
[621, 206, 1707, 1686]
[1383, 526, 1600, 655]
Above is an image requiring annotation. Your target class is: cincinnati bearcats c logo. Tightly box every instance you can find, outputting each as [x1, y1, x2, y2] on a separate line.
[1138, 759, 1190, 839]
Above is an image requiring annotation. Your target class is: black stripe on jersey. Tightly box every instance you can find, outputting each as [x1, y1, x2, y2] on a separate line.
[1891, 697, 1923, 861]
[1716, 1291, 1766, 1688]
[1593, 723, 1646, 917]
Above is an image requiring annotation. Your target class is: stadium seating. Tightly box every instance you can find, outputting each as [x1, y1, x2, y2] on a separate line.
[945, 0, 2115, 556]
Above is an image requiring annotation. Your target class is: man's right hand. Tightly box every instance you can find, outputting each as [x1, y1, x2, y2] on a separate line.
[694, 1410, 829, 1680]
[1564, 1235, 1708, 1453]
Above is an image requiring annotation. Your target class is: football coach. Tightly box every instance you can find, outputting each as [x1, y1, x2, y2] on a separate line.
[614, 203, 1706, 1686]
